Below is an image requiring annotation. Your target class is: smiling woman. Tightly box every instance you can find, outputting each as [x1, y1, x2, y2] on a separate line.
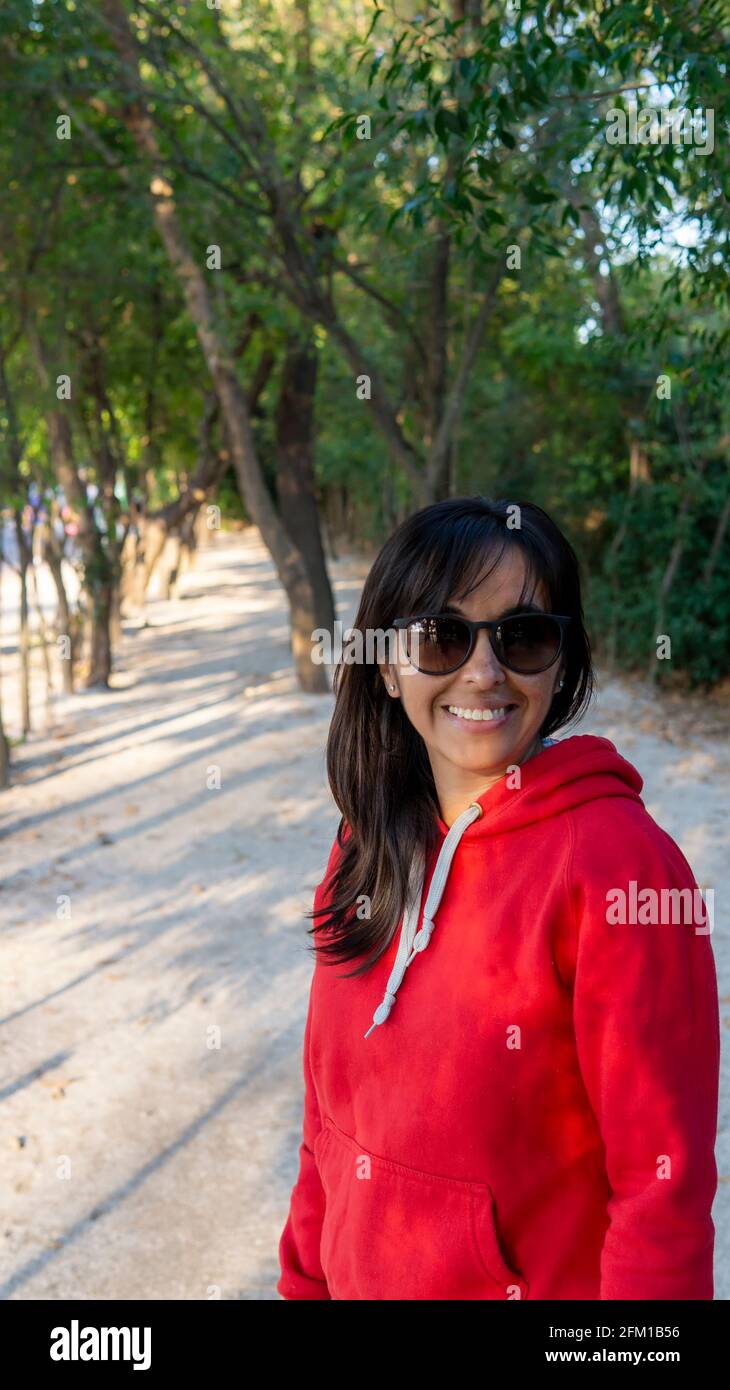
[277, 495, 720, 1303]
[307, 494, 594, 963]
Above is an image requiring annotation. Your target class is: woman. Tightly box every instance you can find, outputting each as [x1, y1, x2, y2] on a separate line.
[277, 496, 720, 1301]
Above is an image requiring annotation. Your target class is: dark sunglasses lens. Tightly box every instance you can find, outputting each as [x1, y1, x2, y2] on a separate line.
[499, 615, 562, 672]
[407, 616, 471, 672]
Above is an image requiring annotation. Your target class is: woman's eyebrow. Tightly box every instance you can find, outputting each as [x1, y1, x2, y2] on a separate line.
[499, 602, 547, 617]
[442, 601, 547, 618]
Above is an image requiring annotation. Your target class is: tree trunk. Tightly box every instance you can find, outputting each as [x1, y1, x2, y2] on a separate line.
[119, 525, 142, 615]
[110, 581, 123, 647]
[0, 655, 9, 788]
[86, 575, 114, 689]
[28, 560, 54, 698]
[0, 561, 10, 787]
[703, 488, 730, 585]
[424, 232, 451, 501]
[178, 507, 200, 577]
[159, 534, 182, 600]
[648, 503, 688, 685]
[275, 336, 336, 634]
[647, 405, 707, 683]
[424, 268, 502, 498]
[125, 516, 167, 610]
[603, 488, 638, 673]
[15, 512, 31, 735]
[25, 313, 118, 687]
[573, 197, 652, 489]
[41, 520, 75, 693]
[140, 520, 168, 599]
[101, 0, 328, 693]
[629, 438, 651, 490]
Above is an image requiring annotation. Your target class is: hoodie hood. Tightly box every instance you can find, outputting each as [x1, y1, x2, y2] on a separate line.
[435, 733, 644, 839]
[365, 734, 645, 1040]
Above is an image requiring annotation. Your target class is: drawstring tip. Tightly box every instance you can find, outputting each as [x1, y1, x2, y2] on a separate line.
[364, 991, 397, 1039]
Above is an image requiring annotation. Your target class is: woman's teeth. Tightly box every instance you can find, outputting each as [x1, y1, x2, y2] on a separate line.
[447, 706, 509, 721]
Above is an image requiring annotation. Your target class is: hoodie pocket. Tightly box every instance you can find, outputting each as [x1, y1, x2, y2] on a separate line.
[313, 1115, 529, 1301]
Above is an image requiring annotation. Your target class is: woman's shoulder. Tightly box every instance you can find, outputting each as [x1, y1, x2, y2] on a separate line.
[566, 791, 697, 888]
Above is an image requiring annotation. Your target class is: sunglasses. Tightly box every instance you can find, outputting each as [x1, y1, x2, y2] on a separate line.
[391, 611, 571, 676]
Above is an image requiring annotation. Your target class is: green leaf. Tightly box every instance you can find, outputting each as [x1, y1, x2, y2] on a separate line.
[367, 53, 385, 87]
[319, 113, 350, 139]
[525, 182, 556, 204]
[478, 207, 506, 227]
[434, 107, 462, 143]
[364, 7, 383, 42]
[403, 193, 429, 216]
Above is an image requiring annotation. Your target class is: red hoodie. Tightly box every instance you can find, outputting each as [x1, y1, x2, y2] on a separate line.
[277, 734, 720, 1301]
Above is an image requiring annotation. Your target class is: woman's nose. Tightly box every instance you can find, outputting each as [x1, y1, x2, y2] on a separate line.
[462, 629, 506, 683]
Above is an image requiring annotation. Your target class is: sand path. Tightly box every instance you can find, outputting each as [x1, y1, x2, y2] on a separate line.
[0, 529, 727, 1299]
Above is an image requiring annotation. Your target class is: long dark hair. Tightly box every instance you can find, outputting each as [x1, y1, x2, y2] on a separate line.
[308, 496, 594, 973]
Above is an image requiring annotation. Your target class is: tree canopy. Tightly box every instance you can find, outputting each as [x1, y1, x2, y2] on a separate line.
[0, 0, 728, 773]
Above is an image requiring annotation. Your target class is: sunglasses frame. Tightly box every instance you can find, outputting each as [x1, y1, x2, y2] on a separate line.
[391, 611, 572, 676]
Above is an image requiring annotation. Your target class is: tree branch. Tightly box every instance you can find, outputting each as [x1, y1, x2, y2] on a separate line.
[333, 257, 428, 368]
[425, 262, 502, 491]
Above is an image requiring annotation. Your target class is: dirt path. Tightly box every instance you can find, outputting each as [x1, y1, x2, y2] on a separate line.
[0, 529, 727, 1299]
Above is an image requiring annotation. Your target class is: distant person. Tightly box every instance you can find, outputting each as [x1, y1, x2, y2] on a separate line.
[277, 496, 720, 1301]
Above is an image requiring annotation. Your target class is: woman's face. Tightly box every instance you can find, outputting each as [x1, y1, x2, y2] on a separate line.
[382, 547, 564, 813]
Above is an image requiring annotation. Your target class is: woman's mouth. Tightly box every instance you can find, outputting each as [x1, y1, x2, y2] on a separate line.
[442, 703, 517, 730]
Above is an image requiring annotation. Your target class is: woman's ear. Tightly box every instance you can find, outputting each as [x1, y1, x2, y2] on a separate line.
[379, 662, 398, 696]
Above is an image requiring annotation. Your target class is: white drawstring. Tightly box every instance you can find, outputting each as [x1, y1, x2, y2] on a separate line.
[364, 801, 483, 1039]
